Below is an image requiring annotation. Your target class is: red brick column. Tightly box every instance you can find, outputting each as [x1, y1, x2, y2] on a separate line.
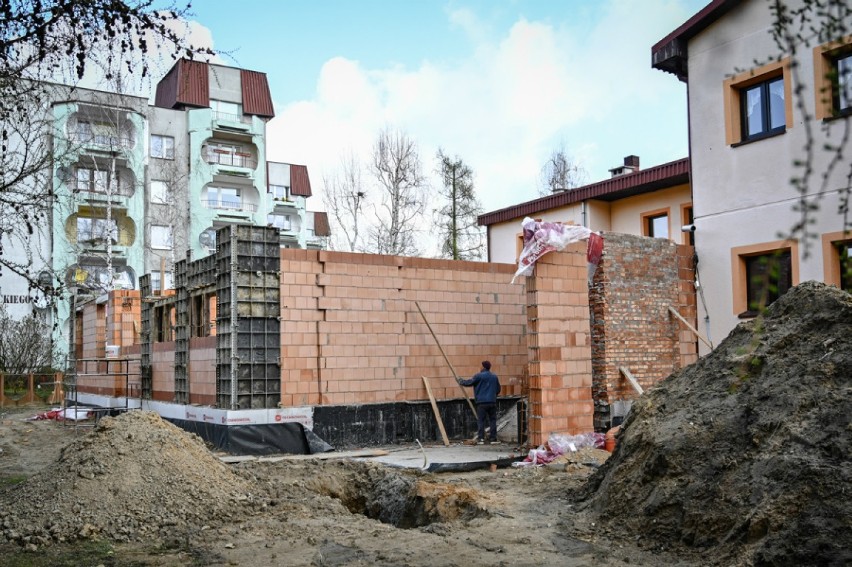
[526, 243, 593, 446]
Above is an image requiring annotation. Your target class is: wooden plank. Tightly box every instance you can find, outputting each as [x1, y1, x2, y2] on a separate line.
[415, 301, 477, 418]
[618, 366, 645, 395]
[668, 306, 714, 350]
[422, 376, 450, 446]
[219, 448, 391, 464]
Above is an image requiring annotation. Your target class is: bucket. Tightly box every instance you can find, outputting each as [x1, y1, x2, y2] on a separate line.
[604, 425, 621, 453]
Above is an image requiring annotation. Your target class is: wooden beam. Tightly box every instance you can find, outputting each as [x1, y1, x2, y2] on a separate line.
[618, 366, 644, 395]
[667, 306, 713, 350]
[422, 376, 450, 446]
[415, 301, 477, 418]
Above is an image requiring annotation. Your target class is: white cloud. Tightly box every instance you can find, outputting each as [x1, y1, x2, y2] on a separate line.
[265, 0, 697, 240]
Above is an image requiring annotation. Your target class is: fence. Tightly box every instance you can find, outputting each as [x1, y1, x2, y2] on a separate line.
[0, 372, 64, 407]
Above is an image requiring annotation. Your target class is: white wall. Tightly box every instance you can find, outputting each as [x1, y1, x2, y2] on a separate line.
[685, 0, 850, 352]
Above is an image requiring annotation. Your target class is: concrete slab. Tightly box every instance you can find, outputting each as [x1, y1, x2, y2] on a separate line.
[359, 441, 526, 472]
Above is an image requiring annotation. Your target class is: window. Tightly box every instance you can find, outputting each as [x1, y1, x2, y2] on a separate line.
[151, 181, 170, 204]
[269, 184, 290, 200]
[682, 205, 694, 246]
[732, 241, 799, 317]
[741, 77, 786, 140]
[150, 225, 173, 250]
[813, 37, 852, 119]
[204, 186, 241, 210]
[75, 168, 109, 193]
[724, 59, 791, 145]
[835, 53, 852, 114]
[77, 217, 118, 244]
[821, 232, 852, 292]
[150, 271, 174, 292]
[641, 208, 670, 240]
[839, 241, 851, 292]
[210, 100, 241, 121]
[268, 213, 292, 230]
[75, 120, 92, 142]
[150, 135, 175, 159]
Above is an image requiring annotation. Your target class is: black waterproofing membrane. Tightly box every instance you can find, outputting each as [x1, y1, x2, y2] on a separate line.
[170, 419, 315, 455]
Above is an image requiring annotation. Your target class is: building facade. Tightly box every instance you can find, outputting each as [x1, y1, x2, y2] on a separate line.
[478, 156, 692, 264]
[653, 0, 851, 352]
[6, 59, 329, 360]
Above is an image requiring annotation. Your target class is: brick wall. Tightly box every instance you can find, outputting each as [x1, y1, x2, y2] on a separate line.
[589, 232, 697, 429]
[188, 336, 216, 405]
[525, 242, 594, 446]
[279, 250, 528, 408]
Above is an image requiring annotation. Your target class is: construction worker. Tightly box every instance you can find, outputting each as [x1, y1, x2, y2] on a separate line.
[458, 361, 501, 444]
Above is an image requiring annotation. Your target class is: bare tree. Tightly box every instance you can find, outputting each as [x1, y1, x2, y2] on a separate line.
[539, 144, 587, 196]
[435, 149, 484, 261]
[368, 128, 428, 256]
[0, 307, 58, 374]
[322, 152, 368, 252]
[0, 0, 213, 295]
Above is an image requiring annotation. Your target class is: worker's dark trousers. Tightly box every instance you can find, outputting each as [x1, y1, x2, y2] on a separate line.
[476, 402, 497, 441]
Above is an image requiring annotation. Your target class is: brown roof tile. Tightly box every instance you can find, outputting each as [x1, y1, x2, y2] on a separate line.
[478, 157, 690, 226]
[290, 164, 313, 197]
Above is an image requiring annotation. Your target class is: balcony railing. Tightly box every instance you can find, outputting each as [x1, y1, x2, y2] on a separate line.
[206, 151, 257, 169]
[74, 133, 134, 149]
[72, 181, 132, 198]
[202, 199, 257, 213]
[212, 111, 251, 124]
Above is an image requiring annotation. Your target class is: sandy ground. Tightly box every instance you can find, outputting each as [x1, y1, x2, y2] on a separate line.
[0, 405, 699, 567]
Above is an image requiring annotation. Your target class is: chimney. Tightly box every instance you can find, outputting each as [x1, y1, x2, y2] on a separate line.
[608, 155, 641, 178]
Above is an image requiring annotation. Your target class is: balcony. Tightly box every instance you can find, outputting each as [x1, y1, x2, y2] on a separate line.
[211, 111, 252, 133]
[207, 150, 257, 169]
[74, 132, 135, 150]
[202, 199, 258, 213]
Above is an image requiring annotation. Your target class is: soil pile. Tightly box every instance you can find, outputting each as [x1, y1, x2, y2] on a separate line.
[0, 411, 254, 547]
[581, 281, 851, 566]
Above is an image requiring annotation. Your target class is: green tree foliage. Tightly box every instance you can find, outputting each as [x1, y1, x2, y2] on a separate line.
[435, 149, 484, 261]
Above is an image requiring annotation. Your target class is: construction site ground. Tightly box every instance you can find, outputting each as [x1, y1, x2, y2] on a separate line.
[0, 407, 646, 567]
[0, 281, 849, 567]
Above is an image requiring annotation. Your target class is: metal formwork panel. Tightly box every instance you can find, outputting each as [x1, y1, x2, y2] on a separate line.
[174, 259, 189, 404]
[215, 225, 281, 410]
[139, 274, 153, 399]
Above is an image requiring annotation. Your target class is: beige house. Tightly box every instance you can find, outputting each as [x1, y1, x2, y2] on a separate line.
[653, 0, 851, 353]
[478, 156, 692, 264]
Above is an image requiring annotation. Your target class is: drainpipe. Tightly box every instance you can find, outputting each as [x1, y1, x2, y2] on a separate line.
[581, 200, 587, 228]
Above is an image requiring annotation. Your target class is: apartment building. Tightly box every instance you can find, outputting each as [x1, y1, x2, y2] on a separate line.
[652, 0, 851, 352]
[478, 155, 692, 264]
[7, 59, 329, 357]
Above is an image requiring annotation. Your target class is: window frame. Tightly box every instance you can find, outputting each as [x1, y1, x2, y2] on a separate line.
[76, 216, 118, 244]
[731, 240, 799, 317]
[269, 184, 290, 200]
[681, 204, 694, 246]
[150, 224, 173, 250]
[150, 134, 175, 159]
[150, 180, 170, 204]
[723, 58, 792, 146]
[821, 231, 852, 292]
[641, 208, 671, 240]
[205, 186, 242, 210]
[267, 213, 292, 231]
[813, 35, 852, 120]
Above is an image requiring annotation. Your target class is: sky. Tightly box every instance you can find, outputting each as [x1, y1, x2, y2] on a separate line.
[138, 0, 708, 241]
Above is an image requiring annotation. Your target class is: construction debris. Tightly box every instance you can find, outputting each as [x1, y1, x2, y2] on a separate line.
[579, 281, 852, 566]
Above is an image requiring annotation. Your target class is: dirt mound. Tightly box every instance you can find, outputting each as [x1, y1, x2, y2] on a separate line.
[0, 411, 254, 547]
[580, 281, 852, 566]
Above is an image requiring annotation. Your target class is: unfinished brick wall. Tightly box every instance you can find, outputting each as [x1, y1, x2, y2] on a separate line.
[589, 232, 697, 429]
[279, 250, 528, 408]
[525, 242, 594, 446]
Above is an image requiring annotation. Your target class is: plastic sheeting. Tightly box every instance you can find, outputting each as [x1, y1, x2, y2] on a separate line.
[512, 217, 604, 283]
[170, 419, 315, 455]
